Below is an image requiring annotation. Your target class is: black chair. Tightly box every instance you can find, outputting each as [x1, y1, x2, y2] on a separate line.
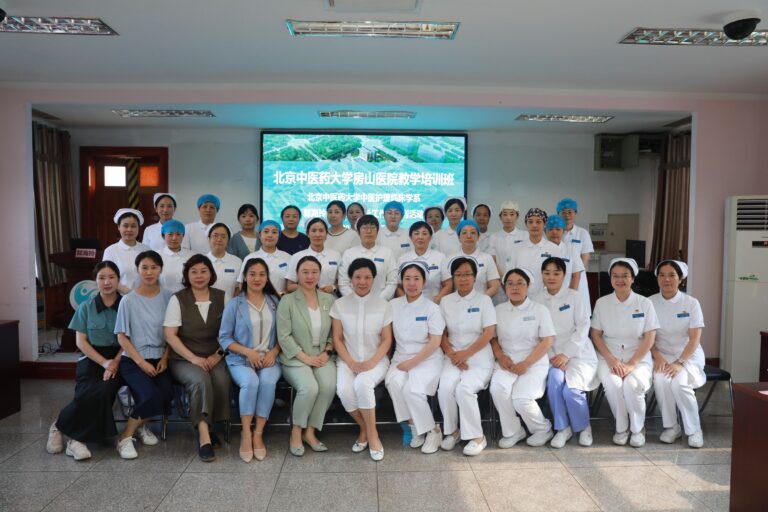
[699, 365, 733, 414]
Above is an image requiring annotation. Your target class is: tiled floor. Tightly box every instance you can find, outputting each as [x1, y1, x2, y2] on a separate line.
[0, 379, 733, 512]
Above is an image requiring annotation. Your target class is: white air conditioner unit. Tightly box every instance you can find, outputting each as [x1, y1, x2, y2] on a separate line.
[720, 195, 768, 382]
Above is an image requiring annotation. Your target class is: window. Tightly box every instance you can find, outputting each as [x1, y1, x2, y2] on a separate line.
[104, 166, 126, 187]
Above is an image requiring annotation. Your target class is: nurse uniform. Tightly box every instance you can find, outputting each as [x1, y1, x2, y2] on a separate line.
[103, 239, 150, 291]
[432, 227, 461, 256]
[238, 248, 292, 295]
[206, 251, 242, 304]
[338, 244, 398, 300]
[159, 246, 193, 294]
[377, 227, 412, 260]
[285, 246, 342, 290]
[443, 250, 500, 296]
[397, 249, 448, 302]
[504, 237, 562, 298]
[563, 224, 594, 309]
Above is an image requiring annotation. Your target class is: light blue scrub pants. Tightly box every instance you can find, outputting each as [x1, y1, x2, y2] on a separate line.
[227, 363, 281, 418]
[547, 367, 590, 432]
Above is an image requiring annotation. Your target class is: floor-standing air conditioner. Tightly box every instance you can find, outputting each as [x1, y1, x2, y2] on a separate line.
[720, 195, 768, 382]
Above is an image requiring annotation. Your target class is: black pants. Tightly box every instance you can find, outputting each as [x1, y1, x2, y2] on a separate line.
[119, 357, 174, 419]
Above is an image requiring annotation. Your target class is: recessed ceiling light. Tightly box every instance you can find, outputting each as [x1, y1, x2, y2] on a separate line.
[516, 114, 614, 124]
[0, 16, 118, 35]
[286, 19, 459, 39]
[319, 110, 416, 119]
[111, 109, 216, 118]
[620, 27, 768, 46]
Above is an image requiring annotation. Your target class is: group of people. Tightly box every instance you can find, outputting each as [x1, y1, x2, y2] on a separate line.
[45, 193, 706, 464]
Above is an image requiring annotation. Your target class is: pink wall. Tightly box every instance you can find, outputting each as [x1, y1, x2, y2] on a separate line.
[1, 86, 765, 360]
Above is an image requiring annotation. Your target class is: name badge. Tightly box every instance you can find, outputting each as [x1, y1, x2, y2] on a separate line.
[562, 258, 570, 263]
[559, 304, 571, 312]
[540, 253, 551, 258]
[523, 315, 536, 321]
[514, 240, 522, 244]
[428, 265, 439, 271]
[632, 312, 645, 318]
[467, 307, 480, 313]
[374, 257, 385, 263]
[677, 312, 690, 318]
[328, 261, 338, 266]
[400, 243, 410, 248]
[224, 268, 235, 273]
[478, 263, 485, 268]
[278, 262, 288, 268]
[572, 239, 582, 244]
[415, 316, 428, 321]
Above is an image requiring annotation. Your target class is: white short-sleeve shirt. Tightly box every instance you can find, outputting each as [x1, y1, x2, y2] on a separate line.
[330, 292, 393, 361]
[325, 228, 360, 255]
[440, 289, 497, 367]
[443, 249, 500, 294]
[478, 231, 491, 253]
[207, 251, 242, 304]
[534, 286, 595, 362]
[377, 227, 412, 260]
[102, 239, 150, 290]
[433, 228, 461, 256]
[495, 298, 556, 368]
[506, 237, 562, 297]
[397, 248, 448, 301]
[552, 241, 585, 289]
[591, 291, 660, 365]
[141, 222, 166, 252]
[488, 228, 527, 264]
[163, 294, 211, 327]
[338, 244, 397, 300]
[285, 247, 342, 289]
[649, 291, 705, 359]
[238, 248, 292, 294]
[563, 224, 594, 307]
[159, 246, 194, 293]
[182, 220, 214, 254]
[390, 295, 446, 359]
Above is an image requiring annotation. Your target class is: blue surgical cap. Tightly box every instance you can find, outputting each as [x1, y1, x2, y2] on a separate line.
[161, 219, 185, 236]
[383, 201, 405, 217]
[258, 220, 282, 237]
[197, 194, 221, 210]
[455, 219, 481, 236]
[556, 198, 578, 213]
[545, 215, 566, 230]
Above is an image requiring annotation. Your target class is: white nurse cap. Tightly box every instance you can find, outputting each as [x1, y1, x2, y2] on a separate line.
[609, 257, 639, 277]
[654, 260, 689, 280]
[499, 200, 521, 213]
[113, 208, 144, 226]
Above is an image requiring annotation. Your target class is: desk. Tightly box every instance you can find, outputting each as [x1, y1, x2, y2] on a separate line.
[0, 320, 20, 420]
[730, 382, 768, 511]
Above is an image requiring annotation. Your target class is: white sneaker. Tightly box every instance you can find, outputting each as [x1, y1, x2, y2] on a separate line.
[421, 428, 442, 454]
[613, 430, 630, 446]
[65, 439, 92, 461]
[550, 427, 573, 449]
[660, 424, 683, 444]
[463, 436, 487, 456]
[409, 425, 425, 449]
[352, 440, 368, 453]
[440, 432, 459, 451]
[369, 447, 384, 461]
[117, 437, 138, 459]
[578, 426, 593, 447]
[526, 429, 554, 447]
[687, 431, 704, 449]
[498, 429, 527, 449]
[136, 425, 159, 446]
[46, 422, 64, 454]
[629, 432, 646, 447]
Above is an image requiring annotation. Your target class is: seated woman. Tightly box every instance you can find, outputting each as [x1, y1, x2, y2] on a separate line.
[491, 268, 555, 448]
[438, 257, 497, 456]
[114, 250, 175, 459]
[396, 221, 450, 303]
[47, 261, 124, 461]
[219, 258, 282, 462]
[164, 254, 231, 462]
[331, 258, 393, 461]
[159, 220, 193, 293]
[385, 261, 445, 454]
[650, 260, 706, 448]
[102, 208, 149, 294]
[442, 220, 500, 299]
[227, 203, 261, 260]
[277, 256, 337, 457]
[536, 257, 598, 448]
[591, 258, 659, 447]
[206, 222, 243, 304]
[285, 217, 341, 295]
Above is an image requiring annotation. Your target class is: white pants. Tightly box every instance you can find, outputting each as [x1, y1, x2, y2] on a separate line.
[653, 368, 702, 435]
[385, 355, 442, 435]
[336, 359, 389, 412]
[597, 360, 652, 434]
[437, 358, 492, 440]
[490, 365, 551, 437]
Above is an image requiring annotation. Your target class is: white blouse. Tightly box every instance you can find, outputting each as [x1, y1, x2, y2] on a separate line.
[397, 248, 448, 301]
[285, 246, 342, 289]
[377, 227, 412, 260]
[183, 220, 214, 254]
[338, 244, 397, 300]
[505, 237, 562, 297]
[141, 222, 166, 252]
[325, 228, 360, 255]
[495, 298, 556, 369]
[248, 298, 273, 353]
[433, 227, 461, 256]
[440, 289, 497, 368]
[159, 246, 193, 294]
[308, 306, 323, 347]
[330, 292, 393, 362]
[238, 248, 292, 294]
[207, 251, 242, 304]
[649, 291, 706, 384]
[591, 291, 660, 366]
[443, 249, 500, 294]
[390, 295, 445, 360]
[102, 239, 150, 290]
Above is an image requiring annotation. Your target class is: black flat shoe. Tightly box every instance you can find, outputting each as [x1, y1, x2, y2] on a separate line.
[198, 443, 215, 462]
[209, 431, 223, 448]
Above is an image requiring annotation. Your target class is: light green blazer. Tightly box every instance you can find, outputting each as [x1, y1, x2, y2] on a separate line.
[276, 289, 335, 367]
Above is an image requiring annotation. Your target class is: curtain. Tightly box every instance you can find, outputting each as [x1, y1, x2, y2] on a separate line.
[650, 132, 691, 268]
[33, 122, 77, 287]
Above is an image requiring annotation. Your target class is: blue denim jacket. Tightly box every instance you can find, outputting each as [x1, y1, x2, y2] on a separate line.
[219, 293, 279, 367]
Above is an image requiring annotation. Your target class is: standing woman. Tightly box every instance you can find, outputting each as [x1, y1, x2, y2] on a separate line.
[164, 254, 231, 462]
[377, 201, 412, 259]
[385, 261, 445, 454]
[433, 197, 466, 256]
[142, 193, 177, 252]
[184, 194, 221, 254]
[338, 215, 398, 300]
[650, 260, 706, 448]
[238, 220, 291, 296]
[591, 258, 659, 447]
[423, 206, 445, 237]
[491, 268, 555, 448]
[505, 208, 561, 298]
[159, 220, 193, 294]
[114, 250, 175, 459]
[536, 257, 598, 448]
[438, 257, 497, 456]
[441, 220, 500, 299]
[397, 221, 450, 303]
[228, 204, 261, 260]
[277, 205, 310, 255]
[47, 261, 124, 461]
[472, 204, 492, 253]
[557, 198, 594, 310]
[219, 258, 282, 462]
[325, 200, 360, 255]
[285, 217, 341, 295]
[206, 222, 243, 304]
[544, 215, 585, 292]
[102, 208, 149, 294]
[277, 256, 336, 457]
[331, 258, 393, 461]
[346, 202, 366, 232]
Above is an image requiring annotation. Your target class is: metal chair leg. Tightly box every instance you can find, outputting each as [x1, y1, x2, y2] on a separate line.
[698, 381, 718, 414]
[161, 415, 168, 441]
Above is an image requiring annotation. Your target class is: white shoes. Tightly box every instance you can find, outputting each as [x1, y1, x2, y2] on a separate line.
[629, 431, 646, 447]
[136, 425, 159, 446]
[352, 440, 368, 453]
[578, 426, 593, 447]
[660, 424, 683, 444]
[550, 427, 573, 449]
[409, 425, 425, 449]
[117, 437, 138, 459]
[421, 428, 442, 454]
[440, 432, 459, 451]
[369, 447, 384, 461]
[526, 429, 554, 447]
[498, 429, 527, 449]
[463, 436, 487, 456]
[688, 431, 704, 448]
[612, 430, 630, 446]
[46, 422, 63, 454]
[65, 440, 92, 461]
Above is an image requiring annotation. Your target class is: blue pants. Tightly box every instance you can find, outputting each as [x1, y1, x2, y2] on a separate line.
[547, 367, 590, 432]
[119, 357, 174, 420]
[227, 363, 281, 418]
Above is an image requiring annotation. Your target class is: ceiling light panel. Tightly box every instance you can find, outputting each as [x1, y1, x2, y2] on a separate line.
[286, 20, 459, 39]
[319, 110, 416, 118]
[0, 17, 118, 35]
[621, 27, 768, 46]
[516, 114, 614, 124]
[111, 109, 215, 118]
[324, 0, 421, 12]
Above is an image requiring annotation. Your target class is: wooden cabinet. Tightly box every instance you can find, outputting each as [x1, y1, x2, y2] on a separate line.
[0, 320, 20, 420]
[730, 382, 768, 511]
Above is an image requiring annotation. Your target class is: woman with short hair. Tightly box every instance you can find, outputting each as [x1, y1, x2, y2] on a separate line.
[228, 203, 261, 260]
[285, 217, 341, 295]
[206, 222, 242, 303]
[325, 200, 360, 254]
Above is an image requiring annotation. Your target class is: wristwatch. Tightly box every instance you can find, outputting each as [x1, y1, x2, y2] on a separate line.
[217, 348, 226, 357]
[324, 345, 334, 355]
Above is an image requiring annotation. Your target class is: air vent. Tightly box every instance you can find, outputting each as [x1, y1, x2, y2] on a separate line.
[319, 110, 416, 118]
[736, 198, 768, 230]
